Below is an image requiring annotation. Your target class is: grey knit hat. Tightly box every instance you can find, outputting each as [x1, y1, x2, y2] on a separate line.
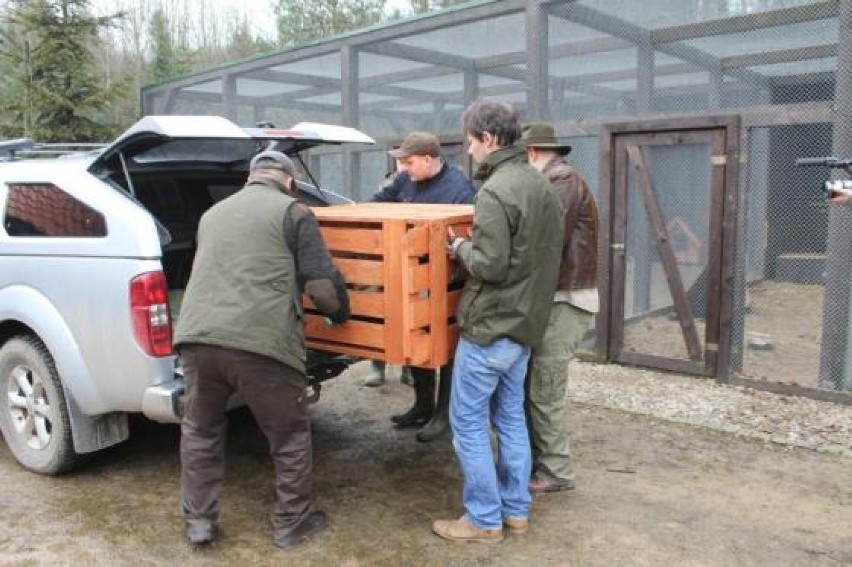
[249, 150, 296, 176]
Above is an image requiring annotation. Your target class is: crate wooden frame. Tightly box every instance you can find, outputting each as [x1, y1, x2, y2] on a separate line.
[304, 203, 473, 369]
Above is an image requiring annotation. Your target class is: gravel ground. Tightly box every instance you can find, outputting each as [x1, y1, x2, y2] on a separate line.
[569, 360, 852, 457]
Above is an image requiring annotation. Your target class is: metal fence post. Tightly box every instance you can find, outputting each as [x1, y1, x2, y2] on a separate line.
[819, 0, 852, 390]
[341, 44, 360, 200]
[526, 0, 548, 121]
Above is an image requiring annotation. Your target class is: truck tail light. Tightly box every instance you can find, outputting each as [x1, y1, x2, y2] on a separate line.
[130, 271, 173, 357]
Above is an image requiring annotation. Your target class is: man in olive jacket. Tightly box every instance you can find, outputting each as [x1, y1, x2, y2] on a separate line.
[521, 122, 599, 494]
[174, 150, 349, 549]
[432, 98, 564, 544]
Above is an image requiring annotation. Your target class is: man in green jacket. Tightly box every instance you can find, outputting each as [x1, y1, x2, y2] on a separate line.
[174, 150, 349, 549]
[432, 98, 564, 544]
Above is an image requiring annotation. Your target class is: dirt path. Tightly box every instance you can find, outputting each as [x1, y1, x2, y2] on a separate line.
[0, 364, 849, 566]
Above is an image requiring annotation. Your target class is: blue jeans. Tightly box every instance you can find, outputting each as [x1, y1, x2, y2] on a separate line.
[450, 336, 532, 530]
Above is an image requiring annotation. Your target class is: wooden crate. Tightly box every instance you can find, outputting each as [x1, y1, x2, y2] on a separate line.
[304, 203, 474, 369]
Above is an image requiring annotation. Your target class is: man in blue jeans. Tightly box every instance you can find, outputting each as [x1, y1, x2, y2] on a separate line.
[432, 98, 564, 543]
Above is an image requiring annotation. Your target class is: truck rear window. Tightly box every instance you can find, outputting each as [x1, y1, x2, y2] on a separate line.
[3, 183, 107, 237]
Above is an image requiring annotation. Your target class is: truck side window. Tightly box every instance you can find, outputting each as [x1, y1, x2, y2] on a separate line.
[3, 183, 107, 237]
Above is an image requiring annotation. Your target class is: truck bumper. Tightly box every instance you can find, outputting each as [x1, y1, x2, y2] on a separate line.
[142, 375, 184, 423]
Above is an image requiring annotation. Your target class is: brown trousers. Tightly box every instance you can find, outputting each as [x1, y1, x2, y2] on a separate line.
[179, 344, 312, 534]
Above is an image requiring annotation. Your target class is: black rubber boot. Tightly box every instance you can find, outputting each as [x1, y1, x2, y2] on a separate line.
[391, 369, 435, 428]
[416, 363, 452, 442]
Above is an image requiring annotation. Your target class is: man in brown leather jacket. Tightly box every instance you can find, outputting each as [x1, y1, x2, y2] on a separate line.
[521, 122, 599, 494]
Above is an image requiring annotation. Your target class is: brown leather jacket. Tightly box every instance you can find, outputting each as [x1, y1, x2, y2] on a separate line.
[542, 156, 599, 291]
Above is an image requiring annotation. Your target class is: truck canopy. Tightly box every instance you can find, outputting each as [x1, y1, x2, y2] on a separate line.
[88, 116, 375, 175]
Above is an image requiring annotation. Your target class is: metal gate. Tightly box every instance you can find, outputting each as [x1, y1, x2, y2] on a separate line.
[598, 116, 740, 377]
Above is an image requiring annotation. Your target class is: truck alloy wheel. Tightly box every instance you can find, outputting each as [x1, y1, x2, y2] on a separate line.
[0, 336, 76, 475]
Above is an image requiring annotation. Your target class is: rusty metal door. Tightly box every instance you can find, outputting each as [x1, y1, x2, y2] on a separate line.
[598, 116, 740, 377]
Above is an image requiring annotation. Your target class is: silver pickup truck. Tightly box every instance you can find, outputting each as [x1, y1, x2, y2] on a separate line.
[0, 116, 373, 475]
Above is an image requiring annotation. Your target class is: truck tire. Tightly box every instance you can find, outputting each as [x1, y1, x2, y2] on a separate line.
[0, 336, 77, 475]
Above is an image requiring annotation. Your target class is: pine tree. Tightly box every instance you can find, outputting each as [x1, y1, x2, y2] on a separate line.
[148, 6, 189, 83]
[0, 0, 125, 142]
[0, 0, 34, 137]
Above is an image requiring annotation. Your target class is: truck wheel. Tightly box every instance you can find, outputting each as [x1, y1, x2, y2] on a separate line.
[0, 336, 77, 475]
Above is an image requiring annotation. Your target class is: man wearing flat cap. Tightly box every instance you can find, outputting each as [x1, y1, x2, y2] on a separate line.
[364, 131, 475, 444]
[174, 150, 350, 548]
[520, 122, 599, 494]
[375, 131, 476, 205]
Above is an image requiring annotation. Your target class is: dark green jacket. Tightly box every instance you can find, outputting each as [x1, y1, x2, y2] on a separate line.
[455, 145, 564, 347]
[174, 178, 348, 373]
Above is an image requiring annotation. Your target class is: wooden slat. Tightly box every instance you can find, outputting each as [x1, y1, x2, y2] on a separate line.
[333, 257, 383, 286]
[383, 219, 408, 361]
[601, 114, 747, 135]
[411, 264, 430, 291]
[312, 202, 474, 223]
[609, 134, 628, 358]
[349, 290, 385, 318]
[407, 225, 430, 256]
[703, 128, 727, 375]
[306, 341, 384, 361]
[320, 226, 383, 254]
[307, 313, 460, 372]
[428, 217, 449, 366]
[626, 144, 703, 362]
[616, 131, 722, 148]
[717, 117, 741, 380]
[304, 315, 383, 348]
[618, 351, 706, 376]
[411, 297, 430, 329]
[303, 290, 384, 319]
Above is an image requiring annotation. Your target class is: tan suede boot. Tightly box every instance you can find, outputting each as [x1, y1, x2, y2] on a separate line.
[503, 516, 529, 534]
[432, 517, 503, 543]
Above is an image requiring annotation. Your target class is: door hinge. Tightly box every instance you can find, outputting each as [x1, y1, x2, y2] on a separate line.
[610, 243, 625, 251]
[710, 155, 727, 166]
